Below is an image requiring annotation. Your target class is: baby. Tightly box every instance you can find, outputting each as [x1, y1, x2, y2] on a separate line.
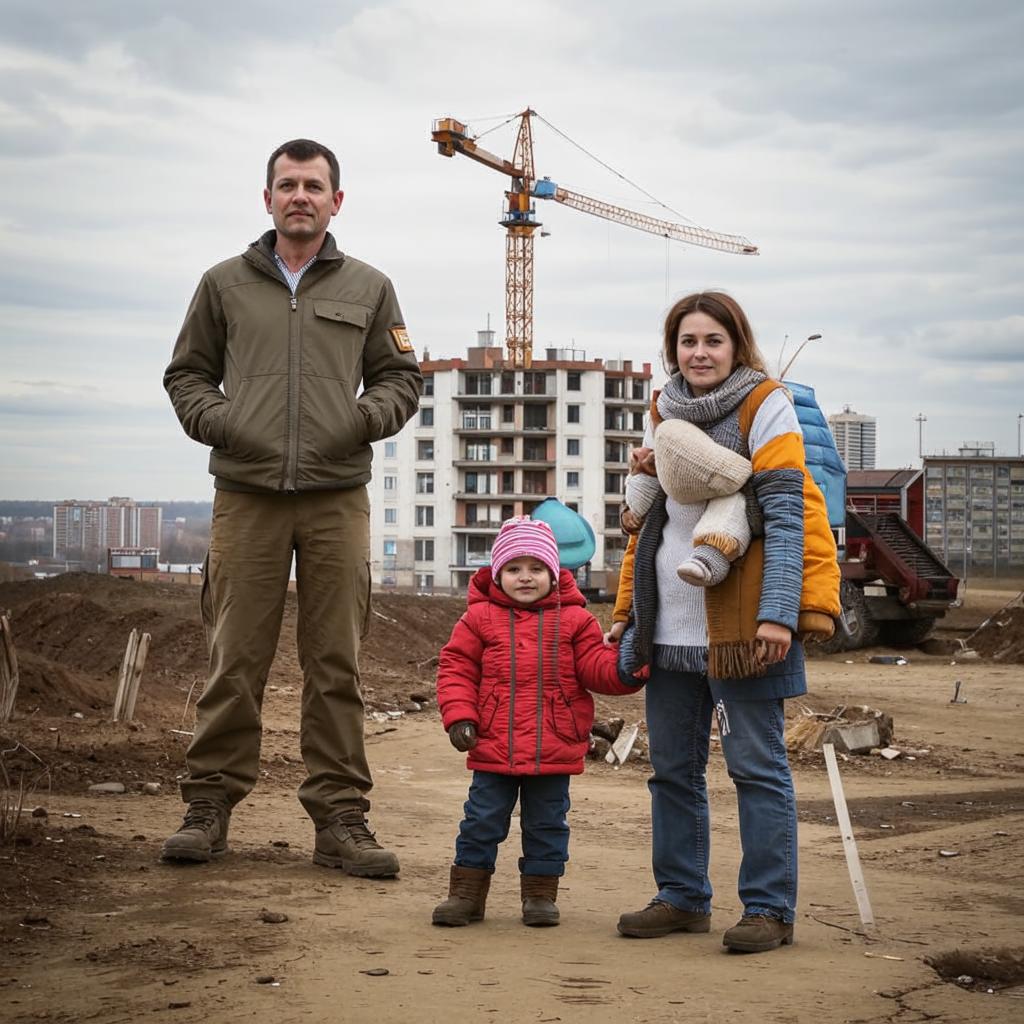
[625, 419, 755, 587]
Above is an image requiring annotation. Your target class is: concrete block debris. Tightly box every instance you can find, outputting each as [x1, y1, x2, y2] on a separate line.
[786, 702, 895, 755]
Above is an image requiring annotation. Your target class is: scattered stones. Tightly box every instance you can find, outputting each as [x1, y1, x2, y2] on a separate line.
[168, 1001, 192, 1010]
[939, 849, 961, 858]
[255, 975, 276, 985]
[409, 692, 431, 704]
[400, 701, 422, 713]
[272, 840, 290, 848]
[20, 912, 50, 929]
[259, 909, 288, 924]
[360, 968, 389, 977]
[141, 782, 162, 796]
[87, 782, 125, 795]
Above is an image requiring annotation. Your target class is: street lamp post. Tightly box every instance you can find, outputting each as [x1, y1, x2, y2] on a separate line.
[916, 413, 927, 460]
[779, 333, 822, 379]
[1018, 413, 1023, 457]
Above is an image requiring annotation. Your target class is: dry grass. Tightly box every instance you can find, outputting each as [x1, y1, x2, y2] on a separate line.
[0, 741, 49, 844]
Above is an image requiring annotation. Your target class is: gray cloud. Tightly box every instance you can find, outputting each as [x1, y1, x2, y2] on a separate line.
[0, 1, 1022, 497]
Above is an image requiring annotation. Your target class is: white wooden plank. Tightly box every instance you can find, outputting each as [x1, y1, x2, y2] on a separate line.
[823, 741, 875, 929]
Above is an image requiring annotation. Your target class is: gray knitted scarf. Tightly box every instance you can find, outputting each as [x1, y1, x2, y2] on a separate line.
[656, 364, 766, 425]
[629, 365, 768, 674]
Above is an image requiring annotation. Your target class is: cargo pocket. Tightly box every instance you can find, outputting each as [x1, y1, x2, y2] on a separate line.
[359, 560, 372, 641]
[199, 552, 213, 654]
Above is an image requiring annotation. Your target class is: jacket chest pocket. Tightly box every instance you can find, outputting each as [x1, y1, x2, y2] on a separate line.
[307, 300, 370, 379]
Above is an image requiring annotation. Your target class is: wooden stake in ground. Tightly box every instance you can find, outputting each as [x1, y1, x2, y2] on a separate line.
[823, 741, 875, 931]
[0, 611, 19, 724]
[112, 628, 151, 723]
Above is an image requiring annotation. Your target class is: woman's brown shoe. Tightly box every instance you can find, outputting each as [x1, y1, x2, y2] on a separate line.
[617, 900, 711, 938]
[722, 914, 794, 952]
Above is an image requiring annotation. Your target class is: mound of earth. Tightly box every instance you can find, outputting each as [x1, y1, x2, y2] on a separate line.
[0, 573, 465, 722]
[966, 597, 1024, 662]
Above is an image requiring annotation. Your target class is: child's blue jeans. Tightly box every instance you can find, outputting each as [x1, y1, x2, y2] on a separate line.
[454, 770, 571, 876]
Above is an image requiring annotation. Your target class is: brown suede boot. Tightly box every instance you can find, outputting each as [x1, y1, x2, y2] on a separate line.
[431, 865, 492, 926]
[161, 800, 231, 863]
[521, 874, 560, 927]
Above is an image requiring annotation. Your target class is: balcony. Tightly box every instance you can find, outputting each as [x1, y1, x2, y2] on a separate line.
[452, 521, 504, 534]
[604, 422, 642, 439]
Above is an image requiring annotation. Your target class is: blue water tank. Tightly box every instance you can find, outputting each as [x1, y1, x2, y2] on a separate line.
[785, 380, 846, 531]
[529, 497, 597, 569]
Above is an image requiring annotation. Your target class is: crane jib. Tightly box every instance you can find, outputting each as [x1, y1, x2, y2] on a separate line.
[431, 109, 759, 364]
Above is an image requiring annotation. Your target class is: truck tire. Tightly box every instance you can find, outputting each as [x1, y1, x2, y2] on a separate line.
[881, 617, 936, 647]
[818, 581, 879, 653]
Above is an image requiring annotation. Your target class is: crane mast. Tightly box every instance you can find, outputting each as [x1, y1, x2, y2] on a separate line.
[431, 109, 758, 367]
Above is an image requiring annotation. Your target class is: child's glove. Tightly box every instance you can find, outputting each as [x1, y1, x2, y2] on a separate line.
[448, 721, 478, 751]
[615, 623, 649, 687]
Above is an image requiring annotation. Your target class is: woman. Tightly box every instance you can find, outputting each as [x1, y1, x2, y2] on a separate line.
[615, 291, 839, 953]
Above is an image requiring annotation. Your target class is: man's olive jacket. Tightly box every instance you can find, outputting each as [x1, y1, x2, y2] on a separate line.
[164, 232, 422, 492]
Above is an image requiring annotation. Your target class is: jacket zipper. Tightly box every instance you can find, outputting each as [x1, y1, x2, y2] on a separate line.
[508, 609, 517, 769]
[283, 292, 300, 491]
[535, 608, 544, 773]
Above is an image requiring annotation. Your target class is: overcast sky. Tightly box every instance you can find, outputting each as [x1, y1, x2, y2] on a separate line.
[1, 0, 1021, 501]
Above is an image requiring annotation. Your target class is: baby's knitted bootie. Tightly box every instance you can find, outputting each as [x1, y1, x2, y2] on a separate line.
[677, 545, 731, 587]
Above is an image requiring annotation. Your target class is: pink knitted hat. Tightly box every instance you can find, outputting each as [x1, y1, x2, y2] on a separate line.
[490, 516, 561, 582]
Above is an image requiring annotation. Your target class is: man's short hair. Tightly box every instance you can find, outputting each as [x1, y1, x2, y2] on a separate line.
[266, 139, 340, 192]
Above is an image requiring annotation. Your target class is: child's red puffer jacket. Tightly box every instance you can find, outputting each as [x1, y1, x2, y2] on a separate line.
[437, 567, 639, 776]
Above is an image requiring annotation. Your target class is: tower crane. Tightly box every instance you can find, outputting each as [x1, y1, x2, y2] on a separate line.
[431, 108, 759, 367]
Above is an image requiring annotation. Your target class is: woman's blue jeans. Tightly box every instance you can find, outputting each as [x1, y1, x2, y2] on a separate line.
[645, 667, 798, 923]
[454, 770, 571, 877]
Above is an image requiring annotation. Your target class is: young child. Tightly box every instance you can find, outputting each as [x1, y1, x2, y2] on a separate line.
[433, 516, 642, 928]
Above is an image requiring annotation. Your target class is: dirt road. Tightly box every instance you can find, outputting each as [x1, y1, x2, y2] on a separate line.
[2, 579, 1023, 1023]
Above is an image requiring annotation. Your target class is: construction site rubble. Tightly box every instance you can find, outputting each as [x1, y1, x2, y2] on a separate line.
[785, 703, 895, 755]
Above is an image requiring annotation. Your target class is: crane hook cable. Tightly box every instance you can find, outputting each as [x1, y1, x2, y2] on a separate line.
[533, 112, 699, 227]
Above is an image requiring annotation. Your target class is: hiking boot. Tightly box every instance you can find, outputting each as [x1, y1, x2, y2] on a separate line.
[617, 900, 711, 938]
[161, 801, 230, 862]
[313, 809, 400, 878]
[431, 865, 491, 926]
[722, 914, 794, 953]
[521, 875, 560, 927]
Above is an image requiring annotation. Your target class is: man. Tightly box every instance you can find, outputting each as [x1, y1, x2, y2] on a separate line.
[162, 139, 422, 876]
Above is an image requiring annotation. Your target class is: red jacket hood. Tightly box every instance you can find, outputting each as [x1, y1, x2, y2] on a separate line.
[467, 566, 586, 610]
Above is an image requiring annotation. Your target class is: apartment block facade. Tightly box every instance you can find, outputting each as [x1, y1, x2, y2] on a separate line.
[368, 337, 651, 593]
[52, 497, 162, 559]
[828, 405, 877, 470]
[923, 444, 1024, 574]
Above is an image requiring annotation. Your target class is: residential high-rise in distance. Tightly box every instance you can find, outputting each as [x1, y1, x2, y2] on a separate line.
[52, 497, 162, 559]
[924, 443, 1024, 573]
[367, 331, 651, 594]
[828, 405, 877, 470]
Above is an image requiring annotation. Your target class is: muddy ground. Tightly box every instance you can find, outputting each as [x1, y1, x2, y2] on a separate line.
[1, 574, 1023, 1024]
